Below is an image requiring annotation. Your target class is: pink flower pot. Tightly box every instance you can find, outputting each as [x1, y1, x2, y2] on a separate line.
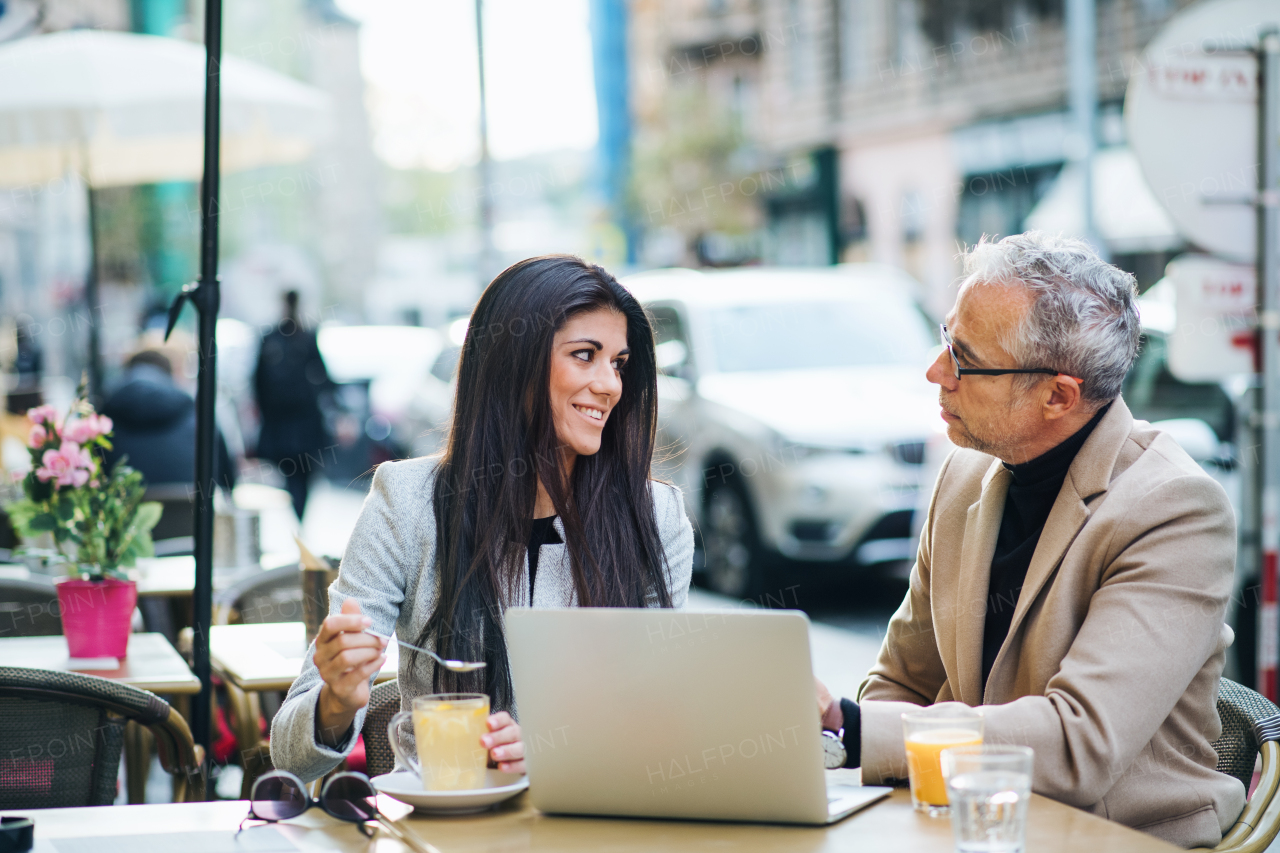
[55, 576, 137, 659]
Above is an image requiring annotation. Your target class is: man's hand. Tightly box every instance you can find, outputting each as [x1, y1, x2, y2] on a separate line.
[482, 711, 525, 774]
[816, 677, 844, 731]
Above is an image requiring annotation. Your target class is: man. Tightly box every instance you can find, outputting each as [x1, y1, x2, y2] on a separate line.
[817, 232, 1244, 848]
[254, 290, 334, 521]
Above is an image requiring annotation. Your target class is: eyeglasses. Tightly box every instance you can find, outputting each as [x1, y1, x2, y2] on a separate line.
[239, 769, 438, 853]
[939, 324, 1081, 386]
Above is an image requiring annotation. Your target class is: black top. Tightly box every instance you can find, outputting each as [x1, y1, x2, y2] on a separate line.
[980, 403, 1111, 690]
[527, 516, 563, 599]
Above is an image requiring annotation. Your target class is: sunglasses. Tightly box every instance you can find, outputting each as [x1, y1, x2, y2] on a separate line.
[239, 769, 438, 853]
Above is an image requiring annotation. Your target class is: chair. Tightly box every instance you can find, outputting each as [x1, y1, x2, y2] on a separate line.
[143, 484, 195, 547]
[364, 679, 402, 778]
[1203, 678, 1280, 852]
[0, 577, 61, 638]
[215, 564, 306, 797]
[0, 666, 204, 808]
[215, 564, 305, 626]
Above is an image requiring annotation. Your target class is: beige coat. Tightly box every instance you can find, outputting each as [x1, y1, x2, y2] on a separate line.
[859, 397, 1246, 848]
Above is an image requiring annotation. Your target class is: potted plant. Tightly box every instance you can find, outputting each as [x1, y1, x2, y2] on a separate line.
[6, 397, 162, 658]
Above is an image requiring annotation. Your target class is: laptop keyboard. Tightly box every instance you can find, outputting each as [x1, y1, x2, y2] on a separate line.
[827, 785, 859, 803]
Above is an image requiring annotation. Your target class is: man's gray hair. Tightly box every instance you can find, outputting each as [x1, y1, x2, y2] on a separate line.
[961, 232, 1140, 405]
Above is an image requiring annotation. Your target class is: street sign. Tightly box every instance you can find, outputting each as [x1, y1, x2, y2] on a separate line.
[1166, 255, 1257, 382]
[1125, 0, 1277, 262]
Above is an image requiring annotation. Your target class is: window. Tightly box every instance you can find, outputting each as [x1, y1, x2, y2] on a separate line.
[648, 305, 694, 377]
[706, 299, 933, 373]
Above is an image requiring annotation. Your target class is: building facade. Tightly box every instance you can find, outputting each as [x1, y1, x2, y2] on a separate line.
[627, 0, 1190, 310]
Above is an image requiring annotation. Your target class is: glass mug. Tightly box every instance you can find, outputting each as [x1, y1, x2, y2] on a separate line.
[389, 693, 491, 791]
[902, 705, 985, 815]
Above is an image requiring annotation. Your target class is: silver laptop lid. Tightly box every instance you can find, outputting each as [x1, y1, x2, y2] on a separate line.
[506, 607, 830, 824]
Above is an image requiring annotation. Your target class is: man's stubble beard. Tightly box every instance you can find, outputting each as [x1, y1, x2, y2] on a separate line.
[942, 395, 1027, 463]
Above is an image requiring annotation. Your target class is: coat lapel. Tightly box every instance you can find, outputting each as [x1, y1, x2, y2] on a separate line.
[951, 459, 1010, 706]
[993, 479, 1089, 682]
[984, 398, 1135, 698]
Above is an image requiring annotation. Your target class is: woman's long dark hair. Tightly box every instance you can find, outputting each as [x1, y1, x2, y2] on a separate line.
[411, 255, 673, 711]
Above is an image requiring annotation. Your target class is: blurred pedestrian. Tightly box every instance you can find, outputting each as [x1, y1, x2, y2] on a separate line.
[254, 290, 333, 521]
[102, 349, 237, 492]
[13, 317, 42, 390]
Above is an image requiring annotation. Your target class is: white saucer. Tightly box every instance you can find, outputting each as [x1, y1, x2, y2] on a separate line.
[372, 770, 528, 815]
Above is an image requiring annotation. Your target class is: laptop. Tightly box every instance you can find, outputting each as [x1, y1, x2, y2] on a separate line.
[505, 607, 892, 825]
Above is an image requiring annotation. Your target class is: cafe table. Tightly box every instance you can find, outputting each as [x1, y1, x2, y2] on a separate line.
[0, 632, 200, 694]
[1, 771, 1181, 853]
[210, 621, 399, 692]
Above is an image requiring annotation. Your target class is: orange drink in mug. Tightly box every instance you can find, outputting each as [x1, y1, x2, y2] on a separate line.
[901, 706, 984, 815]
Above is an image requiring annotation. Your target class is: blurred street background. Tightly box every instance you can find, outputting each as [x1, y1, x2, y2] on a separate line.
[0, 0, 1263, 709]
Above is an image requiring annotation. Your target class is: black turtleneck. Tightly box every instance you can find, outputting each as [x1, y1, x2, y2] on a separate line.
[980, 403, 1111, 690]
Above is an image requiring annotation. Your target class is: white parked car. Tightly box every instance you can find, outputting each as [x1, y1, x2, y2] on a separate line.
[624, 266, 942, 598]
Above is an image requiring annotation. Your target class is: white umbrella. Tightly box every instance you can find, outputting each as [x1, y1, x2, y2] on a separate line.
[0, 29, 330, 401]
[0, 29, 329, 187]
[0, 27, 330, 756]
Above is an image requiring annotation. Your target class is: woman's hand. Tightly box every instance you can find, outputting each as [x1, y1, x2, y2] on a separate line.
[314, 599, 387, 746]
[482, 711, 526, 774]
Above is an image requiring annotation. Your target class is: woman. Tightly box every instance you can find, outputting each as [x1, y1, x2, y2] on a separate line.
[271, 256, 694, 782]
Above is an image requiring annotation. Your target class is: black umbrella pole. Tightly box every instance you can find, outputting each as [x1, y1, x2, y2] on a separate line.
[191, 0, 223, 774]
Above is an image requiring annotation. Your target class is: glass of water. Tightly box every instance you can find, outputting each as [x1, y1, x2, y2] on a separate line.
[940, 745, 1034, 853]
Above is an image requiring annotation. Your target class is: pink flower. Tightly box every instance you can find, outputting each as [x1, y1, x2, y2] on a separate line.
[35, 442, 93, 488]
[26, 405, 59, 426]
[62, 414, 111, 444]
[27, 423, 47, 448]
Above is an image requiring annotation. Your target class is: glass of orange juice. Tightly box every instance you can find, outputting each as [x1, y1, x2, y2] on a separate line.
[389, 693, 490, 791]
[902, 705, 984, 815]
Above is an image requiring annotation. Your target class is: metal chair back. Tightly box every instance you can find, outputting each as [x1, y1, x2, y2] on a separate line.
[142, 484, 195, 551]
[215, 564, 304, 625]
[0, 666, 204, 808]
[0, 577, 61, 638]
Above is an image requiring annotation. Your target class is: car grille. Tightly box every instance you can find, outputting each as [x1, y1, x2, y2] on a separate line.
[891, 440, 926, 465]
[791, 520, 837, 542]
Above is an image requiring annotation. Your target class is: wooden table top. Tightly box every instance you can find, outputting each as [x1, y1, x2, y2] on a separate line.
[2, 779, 1180, 852]
[210, 621, 398, 692]
[0, 632, 201, 694]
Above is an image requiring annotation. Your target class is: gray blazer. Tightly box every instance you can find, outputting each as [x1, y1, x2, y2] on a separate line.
[270, 456, 695, 781]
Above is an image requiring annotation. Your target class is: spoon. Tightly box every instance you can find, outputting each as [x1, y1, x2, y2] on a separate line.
[363, 628, 487, 672]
